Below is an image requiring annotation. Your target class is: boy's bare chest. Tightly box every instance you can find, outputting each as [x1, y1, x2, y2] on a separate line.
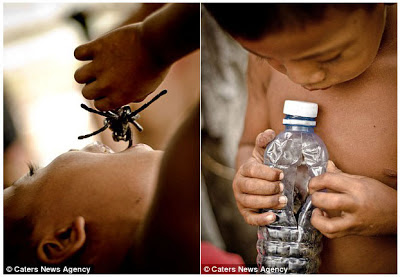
[265, 69, 397, 188]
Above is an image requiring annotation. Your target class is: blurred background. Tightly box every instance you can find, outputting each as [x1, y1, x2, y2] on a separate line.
[3, 3, 199, 187]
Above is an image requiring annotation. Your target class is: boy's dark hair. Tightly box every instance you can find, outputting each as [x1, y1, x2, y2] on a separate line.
[4, 215, 38, 266]
[204, 4, 378, 40]
[4, 200, 89, 269]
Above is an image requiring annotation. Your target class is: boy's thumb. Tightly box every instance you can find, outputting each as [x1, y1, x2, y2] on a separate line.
[327, 160, 342, 173]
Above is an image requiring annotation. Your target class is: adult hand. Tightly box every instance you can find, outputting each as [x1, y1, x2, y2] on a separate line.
[74, 23, 170, 111]
[310, 161, 397, 238]
[233, 129, 286, 226]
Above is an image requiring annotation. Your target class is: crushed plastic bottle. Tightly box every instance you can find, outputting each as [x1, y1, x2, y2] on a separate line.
[257, 100, 328, 274]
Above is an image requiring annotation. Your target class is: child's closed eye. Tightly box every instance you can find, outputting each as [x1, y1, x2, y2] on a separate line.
[319, 53, 342, 65]
[27, 162, 39, 176]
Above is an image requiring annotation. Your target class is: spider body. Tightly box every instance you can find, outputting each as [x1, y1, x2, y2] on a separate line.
[78, 90, 167, 149]
[107, 106, 139, 143]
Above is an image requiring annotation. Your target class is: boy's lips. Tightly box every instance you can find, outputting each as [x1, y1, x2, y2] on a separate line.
[124, 143, 154, 152]
[303, 85, 332, 91]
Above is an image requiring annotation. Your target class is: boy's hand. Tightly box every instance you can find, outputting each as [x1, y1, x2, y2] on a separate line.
[233, 129, 286, 226]
[74, 23, 170, 111]
[310, 161, 397, 238]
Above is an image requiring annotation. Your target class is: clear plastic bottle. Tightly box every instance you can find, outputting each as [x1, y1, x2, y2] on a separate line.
[257, 100, 328, 274]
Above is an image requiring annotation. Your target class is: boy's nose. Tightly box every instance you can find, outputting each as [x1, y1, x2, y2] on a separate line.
[285, 62, 326, 86]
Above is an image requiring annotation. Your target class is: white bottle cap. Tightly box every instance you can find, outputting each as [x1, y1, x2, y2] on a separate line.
[283, 100, 318, 118]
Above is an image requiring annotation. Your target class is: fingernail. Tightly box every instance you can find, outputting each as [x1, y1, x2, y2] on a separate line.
[279, 172, 284, 180]
[279, 195, 287, 204]
[312, 209, 317, 215]
[266, 214, 275, 222]
[279, 183, 284, 192]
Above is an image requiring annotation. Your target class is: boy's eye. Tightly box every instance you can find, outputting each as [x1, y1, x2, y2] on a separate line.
[319, 53, 342, 64]
[27, 162, 39, 176]
[255, 55, 269, 64]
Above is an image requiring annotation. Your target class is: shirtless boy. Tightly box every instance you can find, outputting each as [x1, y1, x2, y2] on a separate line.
[206, 4, 396, 273]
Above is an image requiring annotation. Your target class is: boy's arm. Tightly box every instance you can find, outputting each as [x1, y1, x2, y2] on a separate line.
[232, 55, 286, 226]
[120, 3, 166, 26]
[236, 54, 272, 169]
[134, 104, 199, 273]
[74, 3, 199, 111]
[141, 3, 199, 68]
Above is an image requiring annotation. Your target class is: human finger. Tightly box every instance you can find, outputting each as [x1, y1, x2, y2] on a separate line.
[253, 129, 276, 161]
[241, 209, 277, 226]
[81, 81, 105, 101]
[74, 63, 97, 84]
[74, 42, 95, 61]
[312, 191, 356, 212]
[94, 96, 120, 111]
[308, 172, 350, 194]
[311, 208, 352, 238]
[240, 161, 283, 181]
[236, 193, 286, 210]
[256, 129, 276, 148]
[237, 177, 283, 195]
[326, 160, 342, 173]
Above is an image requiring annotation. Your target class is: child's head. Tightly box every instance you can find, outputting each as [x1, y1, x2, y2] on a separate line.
[206, 4, 387, 90]
[4, 142, 162, 272]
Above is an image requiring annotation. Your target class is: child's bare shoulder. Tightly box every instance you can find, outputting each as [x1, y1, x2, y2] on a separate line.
[248, 54, 273, 97]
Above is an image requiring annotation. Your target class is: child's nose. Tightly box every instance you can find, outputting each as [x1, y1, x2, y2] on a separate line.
[285, 62, 326, 85]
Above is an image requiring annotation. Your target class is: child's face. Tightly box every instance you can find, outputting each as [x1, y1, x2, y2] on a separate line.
[4, 141, 163, 250]
[237, 5, 386, 90]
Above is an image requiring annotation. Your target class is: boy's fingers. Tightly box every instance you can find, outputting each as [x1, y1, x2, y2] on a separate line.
[74, 63, 97, 84]
[74, 43, 95, 61]
[240, 162, 283, 181]
[236, 193, 285, 210]
[253, 129, 276, 161]
[82, 81, 103, 101]
[94, 96, 118, 111]
[326, 160, 342, 173]
[311, 208, 351, 238]
[242, 210, 276, 226]
[237, 177, 282, 195]
[309, 172, 349, 194]
[311, 192, 355, 211]
[255, 129, 276, 148]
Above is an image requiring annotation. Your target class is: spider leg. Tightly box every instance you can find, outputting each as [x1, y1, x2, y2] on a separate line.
[129, 117, 143, 132]
[130, 89, 167, 116]
[80, 104, 109, 117]
[78, 121, 110, 139]
[126, 126, 133, 149]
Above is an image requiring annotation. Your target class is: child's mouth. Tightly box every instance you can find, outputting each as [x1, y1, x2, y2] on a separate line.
[303, 85, 332, 91]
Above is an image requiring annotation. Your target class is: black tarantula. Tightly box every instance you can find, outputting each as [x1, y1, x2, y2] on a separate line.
[78, 90, 167, 149]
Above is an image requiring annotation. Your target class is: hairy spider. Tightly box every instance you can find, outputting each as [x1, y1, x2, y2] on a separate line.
[78, 89, 167, 149]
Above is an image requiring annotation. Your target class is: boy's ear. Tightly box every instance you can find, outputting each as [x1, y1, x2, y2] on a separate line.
[37, 216, 86, 264]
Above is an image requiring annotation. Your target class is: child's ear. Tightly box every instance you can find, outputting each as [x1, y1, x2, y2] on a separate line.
[37, 216, 86, 264]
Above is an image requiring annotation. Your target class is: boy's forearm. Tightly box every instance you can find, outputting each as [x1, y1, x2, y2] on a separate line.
[141, 3, 200, 67]
[121, 3, 166, 26]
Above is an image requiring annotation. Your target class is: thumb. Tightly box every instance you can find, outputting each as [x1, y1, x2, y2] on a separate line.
[253, 129, 276, 162]
[326, 160, 342, 173]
